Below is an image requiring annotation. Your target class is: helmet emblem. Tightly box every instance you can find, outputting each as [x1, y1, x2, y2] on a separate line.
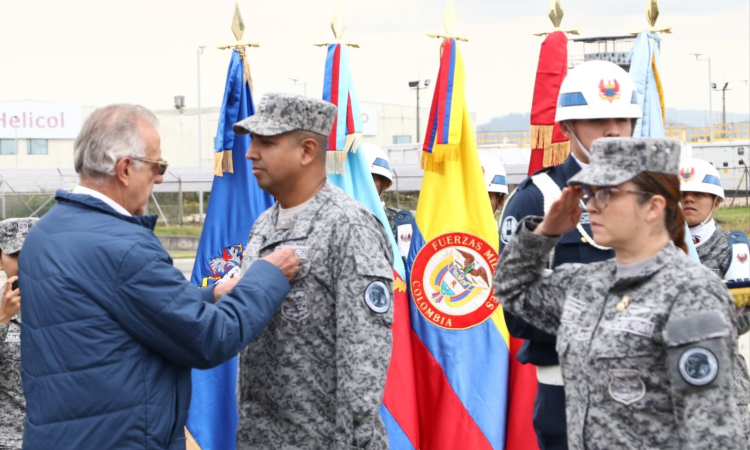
[679, 167, 695, 182]
[599, 79, 621, 103]
[738, 253, 748, 264]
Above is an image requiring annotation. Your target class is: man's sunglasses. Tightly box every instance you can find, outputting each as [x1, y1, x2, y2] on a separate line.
[132, 157, 169, 175]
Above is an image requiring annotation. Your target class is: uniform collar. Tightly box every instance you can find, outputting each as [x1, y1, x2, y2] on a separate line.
[612, 241, 678, 289]
[54, 190, 158, 231]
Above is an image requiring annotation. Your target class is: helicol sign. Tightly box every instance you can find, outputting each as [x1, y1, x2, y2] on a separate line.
[0, 103, 83, 139]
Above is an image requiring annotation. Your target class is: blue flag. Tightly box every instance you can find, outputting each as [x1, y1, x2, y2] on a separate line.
[629, 32, 700, 262]
[186, 49, 274, 450]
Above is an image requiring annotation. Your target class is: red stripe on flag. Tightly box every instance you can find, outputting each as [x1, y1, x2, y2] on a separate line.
[327, 44, 341, 151]
[434, 39, 453, 146]
[505, 337, 540, 450]
[527, 149, 545, 176]
[346, 92, 355, 134]
[382, 277, 420, 448]
[412, 331, 494, 450]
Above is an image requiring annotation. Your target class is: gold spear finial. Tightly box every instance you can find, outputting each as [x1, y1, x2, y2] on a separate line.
[218, 1, 260, 49]
[631, 0, 672, 35]
[427, 0, 468, 41]
[533, 0, 580, 37]
[315, 1, 360, 48]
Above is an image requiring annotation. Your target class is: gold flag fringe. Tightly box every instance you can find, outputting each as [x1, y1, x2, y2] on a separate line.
[236, 47, 254, 93]
[420, 144, 460, 174]
[651, 53, 666, 125]
[185, 427, 202, 450]
[732, 287, 750, 309]
[213, 150, 234, 177]
[326, 151, 348, 174]
[543, 141, 570, 168]
[530, 125, 554, 152]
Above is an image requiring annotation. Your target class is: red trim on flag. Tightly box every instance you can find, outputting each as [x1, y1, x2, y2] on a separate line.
[527, 149, 545, 176]
[504, 337, 540, 450]
[412, 331, 494, 450]
[346, 92, 355, 135]
[382, 280, 420, 448]
[434, 39, 453, 146]
[328, 44, 341, 151]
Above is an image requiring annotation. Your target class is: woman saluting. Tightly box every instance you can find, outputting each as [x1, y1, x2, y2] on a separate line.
[493, 137, 745, 450]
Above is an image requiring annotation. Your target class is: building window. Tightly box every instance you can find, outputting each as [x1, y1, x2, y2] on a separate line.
[28, 139, 48, 155]
[0, 139, 17, 155]
[393, 135, 411, 144]
[739, 147, 746, 156]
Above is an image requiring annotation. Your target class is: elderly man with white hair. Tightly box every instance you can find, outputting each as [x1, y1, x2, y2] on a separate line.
[18, 104, 299, 450]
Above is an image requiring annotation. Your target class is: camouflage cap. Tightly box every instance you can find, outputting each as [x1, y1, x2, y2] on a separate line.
[232, 93, 337, 137]
[568, 137, 681, 187]
[0, 217, 39, 255]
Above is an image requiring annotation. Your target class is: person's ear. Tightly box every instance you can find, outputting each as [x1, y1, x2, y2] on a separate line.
[560, 121, 572, 139]
[115, 157, 133, 187]
[646, 195, 667, 223]
[299, 138, 318, 166]
[713, 196, 722, 212]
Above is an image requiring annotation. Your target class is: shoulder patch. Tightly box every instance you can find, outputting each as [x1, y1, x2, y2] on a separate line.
[364, 281, 391, 314]
[500, 216, 518, 244]
[679, 347, 719, 386]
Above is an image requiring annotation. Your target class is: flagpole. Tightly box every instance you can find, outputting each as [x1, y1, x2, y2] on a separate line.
[196, 46, 205, 223]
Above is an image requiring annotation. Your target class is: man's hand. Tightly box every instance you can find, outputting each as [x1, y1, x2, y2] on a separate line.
[262, 248, 300, 281]
[535, 186, 583, 237]
[213, 276, 240, 303]
[1, 277, 21, 325]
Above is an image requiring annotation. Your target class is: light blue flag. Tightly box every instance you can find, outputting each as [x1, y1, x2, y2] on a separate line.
[630, 32, 699, 262]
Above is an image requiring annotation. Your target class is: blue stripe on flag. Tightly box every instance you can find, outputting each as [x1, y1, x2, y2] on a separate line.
[442, 41, 457, 144]
[380, 404, 416, 450]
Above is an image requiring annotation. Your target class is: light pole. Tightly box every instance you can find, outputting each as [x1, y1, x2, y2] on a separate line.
[691, 53, 713, 142]
[713, 82, 730, 128]
[197, 46, 206, 223]
[409, 79, 430, 143]
[289, 78, 307, 96]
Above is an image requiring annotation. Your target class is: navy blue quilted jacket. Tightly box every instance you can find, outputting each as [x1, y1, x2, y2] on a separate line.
[18, 191, 289, 449]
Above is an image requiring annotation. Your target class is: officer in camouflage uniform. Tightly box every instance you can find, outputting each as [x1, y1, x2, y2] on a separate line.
[680, 158, 750, 439]
[0, 217, 38, 450]
[233, 93, 394, 450]
[494, 137, 746, 449]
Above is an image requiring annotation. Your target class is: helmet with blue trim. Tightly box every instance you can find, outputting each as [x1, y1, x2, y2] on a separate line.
[478, 153, 509, 195]
[555, 60, 642, 122]
[362, 143, 393, 189]
[679, 158, 725, 199]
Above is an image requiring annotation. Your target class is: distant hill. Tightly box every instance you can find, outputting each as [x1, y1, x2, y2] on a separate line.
[477, 108, 750, 132]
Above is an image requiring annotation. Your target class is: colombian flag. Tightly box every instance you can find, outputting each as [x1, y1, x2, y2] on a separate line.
[393, 38, 511, 449]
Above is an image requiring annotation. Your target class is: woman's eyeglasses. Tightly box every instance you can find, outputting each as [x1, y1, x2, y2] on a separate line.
[578, 185, 653, 211]
[131, 157, 169, 175]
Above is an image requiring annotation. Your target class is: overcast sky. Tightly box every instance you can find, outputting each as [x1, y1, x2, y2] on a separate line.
[1, 0, 748, 125]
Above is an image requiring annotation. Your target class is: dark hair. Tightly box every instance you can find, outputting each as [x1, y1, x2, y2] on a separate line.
[630, 172, 688, 253]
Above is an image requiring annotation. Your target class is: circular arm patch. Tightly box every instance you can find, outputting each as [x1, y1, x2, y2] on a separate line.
[679, 347, 719, 386]
[364, 281, 391, 314]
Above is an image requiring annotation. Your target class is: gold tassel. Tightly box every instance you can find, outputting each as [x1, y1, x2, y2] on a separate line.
[237, 47, 254, 93]
[326, 151, 348, 174]
[651, 53, 666, 124]
[530, 125, 554, 151]
[732, 287, 750, 309]
[213, 152, 224, 177]
[185, 428, 202, 450]
[420, 152, 444, 174]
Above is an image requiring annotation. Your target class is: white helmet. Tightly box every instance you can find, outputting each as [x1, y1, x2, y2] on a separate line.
[478, 153, 508, 195]
[555, 60, 642, 123]
[362, 143, 393, 188]
[679, 159, 725, 199]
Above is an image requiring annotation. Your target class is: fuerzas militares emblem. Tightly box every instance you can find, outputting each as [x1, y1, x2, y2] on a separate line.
[410, 232, 499, 329]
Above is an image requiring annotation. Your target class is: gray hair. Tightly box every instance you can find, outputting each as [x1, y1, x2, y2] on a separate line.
[74, 104, 158, 179]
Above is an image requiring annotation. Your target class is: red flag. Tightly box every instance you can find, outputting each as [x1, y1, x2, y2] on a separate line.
[527, 31, 570, 175]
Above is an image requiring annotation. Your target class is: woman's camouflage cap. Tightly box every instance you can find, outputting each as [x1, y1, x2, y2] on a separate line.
[0, 217, 39, 255]
[233, 93, 337, 137]
[568, 137, 682, 187]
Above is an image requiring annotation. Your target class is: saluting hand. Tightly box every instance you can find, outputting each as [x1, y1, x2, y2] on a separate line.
[263, 248, 300, 282]
[1, 276, 21, 325]
[535, 186, 583, 238]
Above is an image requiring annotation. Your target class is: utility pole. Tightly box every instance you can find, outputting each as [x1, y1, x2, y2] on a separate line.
[409, 79, 431, 143]
[713, 82, 730, 138]
[690, 53, 713, 142]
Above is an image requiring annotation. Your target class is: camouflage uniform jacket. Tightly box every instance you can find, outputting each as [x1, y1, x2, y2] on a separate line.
[493, 217, 746, 450]
[384, 205, 398, 240]
[0, 284, 23, 450]
[237, 182, 394, 450]
[697, 225, 731, 278]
